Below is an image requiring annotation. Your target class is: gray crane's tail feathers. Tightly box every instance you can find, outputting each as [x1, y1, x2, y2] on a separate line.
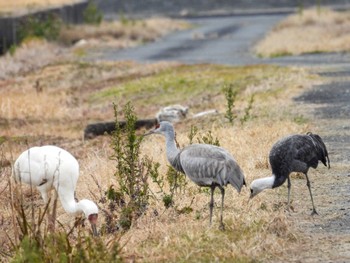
[307, 132, 330, 169]
[228, 165, 246, 193]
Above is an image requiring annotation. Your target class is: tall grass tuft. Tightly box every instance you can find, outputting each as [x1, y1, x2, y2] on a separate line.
[240, 94, 255, 125]
[4, 176, 122, 262]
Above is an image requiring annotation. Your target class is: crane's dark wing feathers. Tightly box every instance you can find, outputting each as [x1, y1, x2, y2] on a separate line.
[269, 133, 330, 185]
[307, 132, 330, 168]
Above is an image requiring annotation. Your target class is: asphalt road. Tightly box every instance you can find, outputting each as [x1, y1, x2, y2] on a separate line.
[91, 13, 350, 67]
[91, 13, 284, 65]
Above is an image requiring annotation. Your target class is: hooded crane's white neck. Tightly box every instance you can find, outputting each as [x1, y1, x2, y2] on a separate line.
[250, 175, 276, 197]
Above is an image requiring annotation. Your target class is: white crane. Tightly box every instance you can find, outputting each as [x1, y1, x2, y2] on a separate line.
[250, 132, 330, 215]
[13, 145, 98, 235]
[144, 121, 246, 230]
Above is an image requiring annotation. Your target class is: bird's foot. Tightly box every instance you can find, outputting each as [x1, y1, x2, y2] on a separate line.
[286, 205, 294, 213]
[219, 223, 225, 231]
[311, 209, 318, 216]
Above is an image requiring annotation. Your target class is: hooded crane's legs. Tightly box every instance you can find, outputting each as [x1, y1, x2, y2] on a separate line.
[209, 185, 225, 230]
[305, 173, 318, 215]
[287, 176, 291, 211]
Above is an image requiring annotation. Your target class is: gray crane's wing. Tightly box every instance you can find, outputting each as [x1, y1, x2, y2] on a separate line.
[178, 144, 245, 192]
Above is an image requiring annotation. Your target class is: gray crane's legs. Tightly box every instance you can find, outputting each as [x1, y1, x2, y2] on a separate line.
[209, 185, 226, 230]
[287, 176, 291, 211]
[305, 173, 318, 215]
[219, 186, 225, 231]
[209, 185, 215, 226]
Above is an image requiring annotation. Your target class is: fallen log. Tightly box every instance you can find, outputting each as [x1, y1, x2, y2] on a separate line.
[84, 118, 158, 140]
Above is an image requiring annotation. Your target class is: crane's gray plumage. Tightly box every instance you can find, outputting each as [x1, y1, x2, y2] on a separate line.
[250, 132, 330, 215]
[145, 121, 245, 229]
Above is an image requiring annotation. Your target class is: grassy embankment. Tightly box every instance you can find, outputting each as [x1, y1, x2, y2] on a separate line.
[0, 56, 321, 261]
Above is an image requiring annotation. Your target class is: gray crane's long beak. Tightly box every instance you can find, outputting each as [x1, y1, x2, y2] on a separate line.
[88, 214, 99, 237]
[143, 130, 154, 137]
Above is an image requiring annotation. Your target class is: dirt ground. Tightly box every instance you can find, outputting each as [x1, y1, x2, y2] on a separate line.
[284, 65, 350, 262]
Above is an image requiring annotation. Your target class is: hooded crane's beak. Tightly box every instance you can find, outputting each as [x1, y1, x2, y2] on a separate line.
[249, 189, 255, 200]
[88, 214, 99, 237]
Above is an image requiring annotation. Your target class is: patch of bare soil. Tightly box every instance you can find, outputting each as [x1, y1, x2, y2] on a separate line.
[285, 66, 350, 262]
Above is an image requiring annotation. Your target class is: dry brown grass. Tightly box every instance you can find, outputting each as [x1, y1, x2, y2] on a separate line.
[0, 38, 62, 80]
[60, 18, 190, 48]
[0, 18, 188, 80]
[0, 0, 80, 15]
[0, 50, 324, 261]
[255, 8, 350, 57]
[0, 60, 180, 141]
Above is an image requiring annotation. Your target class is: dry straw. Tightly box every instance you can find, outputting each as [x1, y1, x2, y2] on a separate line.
[255, 8, 350, 57]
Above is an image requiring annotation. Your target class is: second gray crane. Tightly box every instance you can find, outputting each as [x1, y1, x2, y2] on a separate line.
[144, 121, 246, 230]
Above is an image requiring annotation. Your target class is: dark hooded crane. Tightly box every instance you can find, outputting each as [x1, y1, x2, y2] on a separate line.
[13, 145, 99, 236]
[250, 132, 330, 215]
[144, 121, 246, 230]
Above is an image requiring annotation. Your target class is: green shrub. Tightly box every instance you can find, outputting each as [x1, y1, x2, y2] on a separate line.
[224, 83, 238, 124]
[18, 14, 62, 41]
[240, 94, 255, 125]
[109, 102, 157, 231]
[11, 233, 122, 263]
[5, 183, 122, 262]
[83, 1, 103, 25]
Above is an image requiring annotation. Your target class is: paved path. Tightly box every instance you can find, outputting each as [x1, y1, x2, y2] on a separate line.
[90, 14, 284, 65]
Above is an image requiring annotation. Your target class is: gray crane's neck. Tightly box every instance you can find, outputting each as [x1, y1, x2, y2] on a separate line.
[164, 129, 180, 164]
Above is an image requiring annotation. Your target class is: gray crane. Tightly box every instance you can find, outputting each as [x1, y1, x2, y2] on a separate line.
[144, 121, 246, 230]
[250, 132, 330, 215]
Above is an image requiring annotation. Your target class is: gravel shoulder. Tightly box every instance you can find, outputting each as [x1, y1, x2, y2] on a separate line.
[288, 65, 350, 262]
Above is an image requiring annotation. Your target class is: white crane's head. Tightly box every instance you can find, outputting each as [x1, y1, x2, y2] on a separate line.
[249, 176, 275, 199]
[78, 199, 99, 236]
[144, 121, 174, 137]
